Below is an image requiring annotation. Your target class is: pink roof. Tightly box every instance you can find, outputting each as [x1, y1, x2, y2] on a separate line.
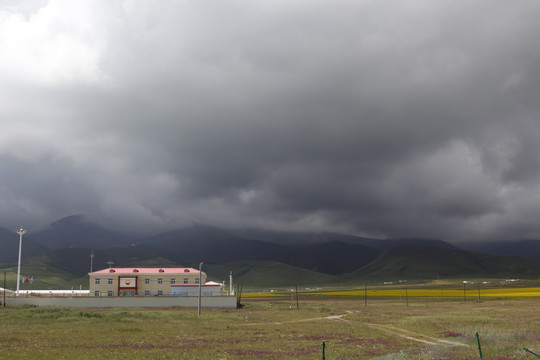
[90, 267, 201, 275]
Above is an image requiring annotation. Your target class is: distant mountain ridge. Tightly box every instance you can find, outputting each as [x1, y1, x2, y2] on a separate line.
[2, 216, 540, 287]
[148, 227, 380, 275]
[0, 227, 49, 263]
[347, 245, 540, 279]
[459, 240, 540, 263]
[27, 214, 135, 249]
[229, 228, 460, 251]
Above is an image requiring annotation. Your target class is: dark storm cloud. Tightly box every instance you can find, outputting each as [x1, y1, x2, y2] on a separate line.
[1, 0, 540, 241]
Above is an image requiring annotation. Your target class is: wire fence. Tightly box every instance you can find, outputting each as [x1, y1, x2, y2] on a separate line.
[243, 280, 540, 303]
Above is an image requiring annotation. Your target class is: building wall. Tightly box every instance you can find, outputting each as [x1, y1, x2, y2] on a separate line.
[6, 295, 237, 308]
[89, 271, 207, 296]
[171, 285, 222, 296]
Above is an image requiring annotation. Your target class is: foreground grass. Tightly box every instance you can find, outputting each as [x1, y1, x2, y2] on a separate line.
[0, 299, 540, 359]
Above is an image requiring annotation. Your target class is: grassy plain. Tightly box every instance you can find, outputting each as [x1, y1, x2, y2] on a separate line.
[244, 279, 540, 300]
[287, 286, 540, 300]
[1, 296, 540, 359]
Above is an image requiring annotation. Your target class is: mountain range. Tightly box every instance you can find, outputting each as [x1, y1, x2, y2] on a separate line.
[1, 215, 540, 288]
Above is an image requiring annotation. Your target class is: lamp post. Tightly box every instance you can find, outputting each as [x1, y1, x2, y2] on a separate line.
[198, 262, 203, 316]
[90, 251, 94, 273]
[16, 228, 27, 296]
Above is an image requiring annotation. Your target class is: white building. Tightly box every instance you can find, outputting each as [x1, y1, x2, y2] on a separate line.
[171, 281, 223, 296]
[89, 267, 224, 297]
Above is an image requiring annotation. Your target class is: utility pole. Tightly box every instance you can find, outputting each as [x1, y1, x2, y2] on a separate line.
[295, 283, 299, 309]
[198, 262, 203, 316]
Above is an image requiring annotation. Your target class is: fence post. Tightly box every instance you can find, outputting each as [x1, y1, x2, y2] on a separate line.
[322, 341, 325, 360]
[295, 283, 299, 310]
[524, 348, 540, 358]
[476, 332, 483, 359]
[364, 283, 367, 307]
[3, 272, 6, 307]
[405, 285, 409, 307]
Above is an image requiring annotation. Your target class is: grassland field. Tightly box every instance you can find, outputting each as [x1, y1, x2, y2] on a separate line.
[244, 287, 540, 300]
[243, 279, 540, 301]
[2, 283, 540, 360]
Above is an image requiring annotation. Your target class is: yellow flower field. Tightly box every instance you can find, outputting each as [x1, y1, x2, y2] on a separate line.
[244, 285, 540, 300]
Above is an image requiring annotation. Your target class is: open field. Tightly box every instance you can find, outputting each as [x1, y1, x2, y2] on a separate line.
[1, 297, 540, 359]
[245, 286, 540, 301]
[243, 279, 540, 300]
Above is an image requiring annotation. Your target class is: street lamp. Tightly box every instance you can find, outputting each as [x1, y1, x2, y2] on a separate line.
[198, 262, 203, 316]
[16, 228, 27, 296]
[90, 251, 95, 273]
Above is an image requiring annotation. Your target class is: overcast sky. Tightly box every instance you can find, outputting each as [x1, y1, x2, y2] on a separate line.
[1, 0, 540, 242]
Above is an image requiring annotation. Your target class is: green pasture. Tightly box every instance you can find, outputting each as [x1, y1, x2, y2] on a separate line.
[1, 297, 540, 359]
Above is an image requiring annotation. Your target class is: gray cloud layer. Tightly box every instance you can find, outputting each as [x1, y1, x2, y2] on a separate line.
[1, 0, 540, 241]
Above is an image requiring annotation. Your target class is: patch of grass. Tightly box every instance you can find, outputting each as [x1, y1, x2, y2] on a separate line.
[1, 299, 540, 359]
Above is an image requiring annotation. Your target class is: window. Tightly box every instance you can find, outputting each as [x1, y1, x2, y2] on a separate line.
[95, 278, 100, 285]
[157, 290, 163, 296]
[170, 278, 176, 285]
[183, 278, 189, 284]
[107, 290, 113, 297]
[144, 290, 150, 296]
[94, 291, 100, 297]
[145, 278, 150, 285]
[195, 278, 200, 284]
[158, 278, 163, 285]
[107, 278, 113, 285]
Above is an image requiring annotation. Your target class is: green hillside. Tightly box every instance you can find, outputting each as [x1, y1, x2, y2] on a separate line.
[204, 261, 337, 289]
[345, 246, 540, 281]
[3, 244, 540, 291]
[0, 260, 84, 291]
